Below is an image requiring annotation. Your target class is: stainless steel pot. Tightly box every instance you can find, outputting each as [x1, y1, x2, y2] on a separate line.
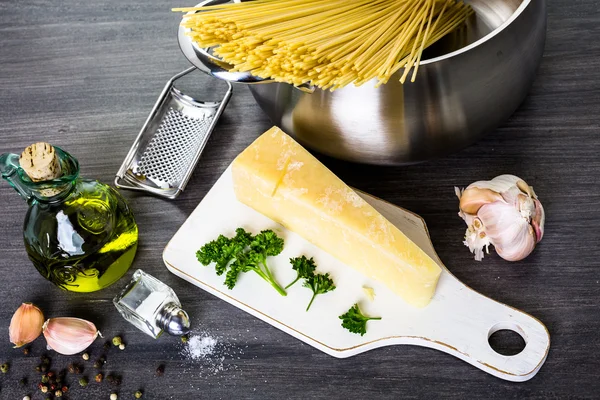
[179, 0, 547, 165]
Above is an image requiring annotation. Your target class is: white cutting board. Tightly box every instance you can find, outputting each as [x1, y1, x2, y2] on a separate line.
[163, 166, 550, 382]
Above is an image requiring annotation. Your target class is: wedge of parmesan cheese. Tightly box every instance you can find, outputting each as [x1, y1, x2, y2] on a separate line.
[232, 127, 441, 307]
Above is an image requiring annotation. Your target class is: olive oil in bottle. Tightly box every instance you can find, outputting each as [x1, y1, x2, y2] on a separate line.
[1, 143, 138, 292]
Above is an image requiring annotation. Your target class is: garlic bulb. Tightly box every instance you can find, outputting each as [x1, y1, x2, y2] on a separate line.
[455, 175, 545, 261]
[9, 303, 44, 348]
[42, 317, 100, 355]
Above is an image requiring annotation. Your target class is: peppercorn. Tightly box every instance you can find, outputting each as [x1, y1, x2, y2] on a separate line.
[135, 390, 143, 398]
[119, 343, 126, 350]
[35, 365, 41, 372]
[155, 365, 165, 376]
[50, 384, 57, 391]
[112, 336, 122, 347]
[95, 373, 103, 383]
[62, 386, 68, 393]
[82, 352, 90, 361]
[22, 396, 30, 400]
[40, 385, 48, 393]
[22, 347, 30, 355]
[181, 334, 189, 344]
[68, 364, 75, 374]
[55, 389, 63, 397]
[79, 377, 88, 387]
[1, 363, 9, 373]
[40, 365, 48, 373]
[94, 356, 106, 368]
[110, 393, 118, 400]
[104, 341, 111, 350]
[19, 377, 27, 386]
[40, 355, 50, 365]
[41, 375, 49, 384]
[106, 375, 115, 383]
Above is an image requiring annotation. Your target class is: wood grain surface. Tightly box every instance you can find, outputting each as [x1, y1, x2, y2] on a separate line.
[1, 0, 599, 399]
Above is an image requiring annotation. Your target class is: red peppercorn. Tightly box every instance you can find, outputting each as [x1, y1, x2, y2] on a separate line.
[62, 386, 68, 392]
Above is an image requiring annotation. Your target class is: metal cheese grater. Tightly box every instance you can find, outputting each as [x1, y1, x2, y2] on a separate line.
[115, 67, 232, 199]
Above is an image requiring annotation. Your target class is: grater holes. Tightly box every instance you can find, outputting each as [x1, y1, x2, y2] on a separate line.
[137, 108, 213, 186]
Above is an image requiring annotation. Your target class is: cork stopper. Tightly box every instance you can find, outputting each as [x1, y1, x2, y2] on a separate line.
[19, 143, 62, 182]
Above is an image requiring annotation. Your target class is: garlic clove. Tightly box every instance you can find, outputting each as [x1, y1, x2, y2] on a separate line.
[458, 187, 504, 215]
[531, 199, 545, 242]
[42, 317, 100, 355]
[9, 303, 44, 348]
[477, 201, 536, 262]
[516, 179, 534, 197]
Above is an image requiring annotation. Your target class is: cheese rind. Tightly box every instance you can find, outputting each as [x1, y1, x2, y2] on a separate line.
[232, 127, 441, 307]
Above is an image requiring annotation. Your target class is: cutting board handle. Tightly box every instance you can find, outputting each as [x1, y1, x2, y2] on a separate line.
[422, 271, 550, 382]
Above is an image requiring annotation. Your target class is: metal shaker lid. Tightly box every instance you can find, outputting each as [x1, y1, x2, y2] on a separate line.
[157, 302, 190, 336]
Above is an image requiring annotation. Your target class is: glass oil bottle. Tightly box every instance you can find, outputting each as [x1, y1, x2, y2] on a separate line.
[0, 143, 138, 292]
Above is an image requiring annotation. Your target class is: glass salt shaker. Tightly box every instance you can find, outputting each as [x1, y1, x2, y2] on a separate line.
[113, 269, 190, 338]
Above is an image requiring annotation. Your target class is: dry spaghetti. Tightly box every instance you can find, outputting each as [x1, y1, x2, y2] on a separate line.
[174, 0, 474, 90]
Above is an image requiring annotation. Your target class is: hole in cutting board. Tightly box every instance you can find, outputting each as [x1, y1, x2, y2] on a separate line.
[488, 322, 527, 356]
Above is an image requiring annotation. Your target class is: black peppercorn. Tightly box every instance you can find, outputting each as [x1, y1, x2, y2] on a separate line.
[156, 365, 165, 376]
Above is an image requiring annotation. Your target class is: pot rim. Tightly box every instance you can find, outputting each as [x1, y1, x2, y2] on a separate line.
[421, 0, 532, 65]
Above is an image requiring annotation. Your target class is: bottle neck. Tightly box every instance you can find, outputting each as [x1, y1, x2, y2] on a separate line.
[30, 180, 76, 204]
[0, 147, 80, 205]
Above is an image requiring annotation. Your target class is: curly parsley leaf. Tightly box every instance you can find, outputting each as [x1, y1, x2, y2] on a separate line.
[221, 230, 287, 296]
[339, 303, 381, 336]
[196, 228, 253, 275]
[303, 272, 336, 311]
[285, 256, 317, 289]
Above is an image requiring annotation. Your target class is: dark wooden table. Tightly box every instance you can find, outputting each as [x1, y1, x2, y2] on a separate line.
[1, 0, 599, 398]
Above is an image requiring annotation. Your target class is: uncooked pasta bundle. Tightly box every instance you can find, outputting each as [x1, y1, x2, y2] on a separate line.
[174, 0, 474, 90]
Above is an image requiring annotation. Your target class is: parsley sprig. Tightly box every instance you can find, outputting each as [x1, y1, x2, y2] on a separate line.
[287, 256, 336, 311]
[197, 228, 287, 296]
[339, 303, 381, 336]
